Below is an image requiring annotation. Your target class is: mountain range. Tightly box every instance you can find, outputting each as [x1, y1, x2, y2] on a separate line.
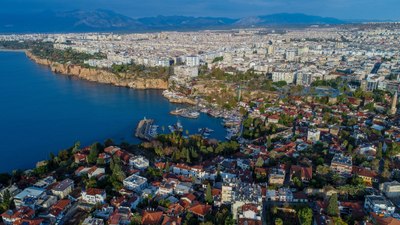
[0, 9, 347, 33]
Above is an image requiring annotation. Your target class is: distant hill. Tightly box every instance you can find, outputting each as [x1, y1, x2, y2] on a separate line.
[0, 10, 142, 33]
[236, 13, 345, 26]
[137, 15, 238, 30]
[0, 10, 347, 33]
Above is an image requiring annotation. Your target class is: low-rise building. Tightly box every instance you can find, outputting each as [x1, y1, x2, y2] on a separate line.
[82, 188, 106, 204]
[380, 181, 400, 198]
[364, 195, 395, 217]
[129, 156, 149, 170]
[82, 216, 105, 225]
[352, 166, 378, 186]
[188, 203, 212, 221]
[14, 187, 46, 209]
[1, 207, 35, 225]
[268, 168, 285, 186]
[0, 184, 21, 202]
[330, 153, 352, 176]
[33, 176, 56, 189]
[123, 174, 148, 192]
[290, 165, 313, 183]
[237, 203, 262, 225]
[307, 129, 321, 142]
[51, 178, 74, 199]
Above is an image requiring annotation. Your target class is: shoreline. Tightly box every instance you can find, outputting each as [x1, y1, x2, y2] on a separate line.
[25, 51, 199, 105]
[25, 51, 170, 90]
[0, 48, 27, 52]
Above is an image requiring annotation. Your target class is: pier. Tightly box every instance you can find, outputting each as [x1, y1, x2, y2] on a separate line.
[135, 118, 155, 141]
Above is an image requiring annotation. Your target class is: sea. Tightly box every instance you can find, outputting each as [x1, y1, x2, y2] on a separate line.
[0, 51, 226, 172]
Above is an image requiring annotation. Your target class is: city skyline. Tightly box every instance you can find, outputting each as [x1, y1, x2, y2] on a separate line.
[1, 0, 400, 21]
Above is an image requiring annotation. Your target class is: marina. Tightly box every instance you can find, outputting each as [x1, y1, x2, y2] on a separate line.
[168, 121, 184, 133]
[135, 118, 158, 141]
[170, 108, 200, 119]
[0, 52, 228, 172]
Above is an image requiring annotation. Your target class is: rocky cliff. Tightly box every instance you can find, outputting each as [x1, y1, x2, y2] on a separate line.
[26, 51, 168, 90]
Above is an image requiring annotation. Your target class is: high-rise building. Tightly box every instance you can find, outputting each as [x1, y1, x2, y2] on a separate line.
[186, 56, 200, 67]
[285, 49, 297, 61]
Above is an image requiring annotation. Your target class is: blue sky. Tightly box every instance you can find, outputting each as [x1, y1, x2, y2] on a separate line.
[2, 0, 400, 20]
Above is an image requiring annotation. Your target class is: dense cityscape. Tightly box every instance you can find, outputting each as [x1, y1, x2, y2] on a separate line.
[1, 22, 400, 225]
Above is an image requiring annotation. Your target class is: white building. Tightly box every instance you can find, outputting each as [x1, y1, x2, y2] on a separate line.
[34, 176, 56, 189]
[364, 195, 395, 217]
[285, 49, 297, 61]
[186, 56, 200, 67]
[82, 188, 106, 205]
[307, 129, 321, 142]
[157, 58, 171, 67]
[14, 187, 46, 209]
[129, 156, 149, 170]
[82, 216, 105, 225]
[221, 185, 234, 204]
[123, 174, 148, 192]
[380, 181, 400, 198]
[272, 71, 295, 83]
[171, 164, 206, 180]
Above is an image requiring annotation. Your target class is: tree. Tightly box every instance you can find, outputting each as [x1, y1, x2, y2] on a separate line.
[327, 193, 339, 216]
[130, 213, 142, 225]
[104, 138, 114, 147]
[87, 143, 99, 164]
[215, 167, 222, 182]
[376, 143, 383, 159]
[333, 217, 348, 225]
[110, 156, 126, 189]
[1, 190, 11, 207]
[205, 183, 213, 204]
[293, 176, 303, 189]
[183, 212, 198, 225]
[255, 157, 264, 167]
[275, 218, 283, 225]
[165, 161, 170, 172]
[97, 158, 105, 166]
[72, 141, 81, 153]
[350, 175, 364, 186]
[298, 207, 313, 225]
[316, 165, 330, 175]
[267, 135, 272, 149]
[214, 206, 234, 225]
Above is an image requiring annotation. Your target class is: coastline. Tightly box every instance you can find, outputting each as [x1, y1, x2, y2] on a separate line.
[0, 48, 27, 52]
[25, 51, 169, 90]
[25, 51, 199, 105]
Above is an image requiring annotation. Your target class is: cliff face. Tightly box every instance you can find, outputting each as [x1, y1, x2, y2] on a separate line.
[26, 51, 168, 90]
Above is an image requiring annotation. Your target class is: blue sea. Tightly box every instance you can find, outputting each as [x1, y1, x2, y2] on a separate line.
[0, 51, 225, 172]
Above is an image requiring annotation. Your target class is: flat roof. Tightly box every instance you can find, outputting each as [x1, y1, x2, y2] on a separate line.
[15, 187, 45, 200]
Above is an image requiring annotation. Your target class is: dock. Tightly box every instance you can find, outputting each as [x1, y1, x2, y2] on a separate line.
[135, 118, 155, 141]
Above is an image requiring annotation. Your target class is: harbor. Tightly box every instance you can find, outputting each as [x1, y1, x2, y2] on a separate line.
[170, 108, 200, 119]
[135, 118, 158, 141]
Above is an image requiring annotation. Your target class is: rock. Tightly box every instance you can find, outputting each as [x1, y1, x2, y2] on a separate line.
[26, 51, 168, 90]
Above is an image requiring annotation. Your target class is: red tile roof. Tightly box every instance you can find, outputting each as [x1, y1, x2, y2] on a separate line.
[52, 199, 71, 211]
[85, 188, 105, 196]
[371, 212, 400, 225]
[141, 211, 163, 225]
[352, 166, 378, 178]
[188, 203, 211, 217]
[161, 216, 182, 225]
[291, 165, 313, 180]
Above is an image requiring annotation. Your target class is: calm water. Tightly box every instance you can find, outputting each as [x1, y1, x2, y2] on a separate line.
[0, 52, 225, 172]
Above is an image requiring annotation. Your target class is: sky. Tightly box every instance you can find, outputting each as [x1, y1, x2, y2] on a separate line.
[1, 0, 400, 20]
